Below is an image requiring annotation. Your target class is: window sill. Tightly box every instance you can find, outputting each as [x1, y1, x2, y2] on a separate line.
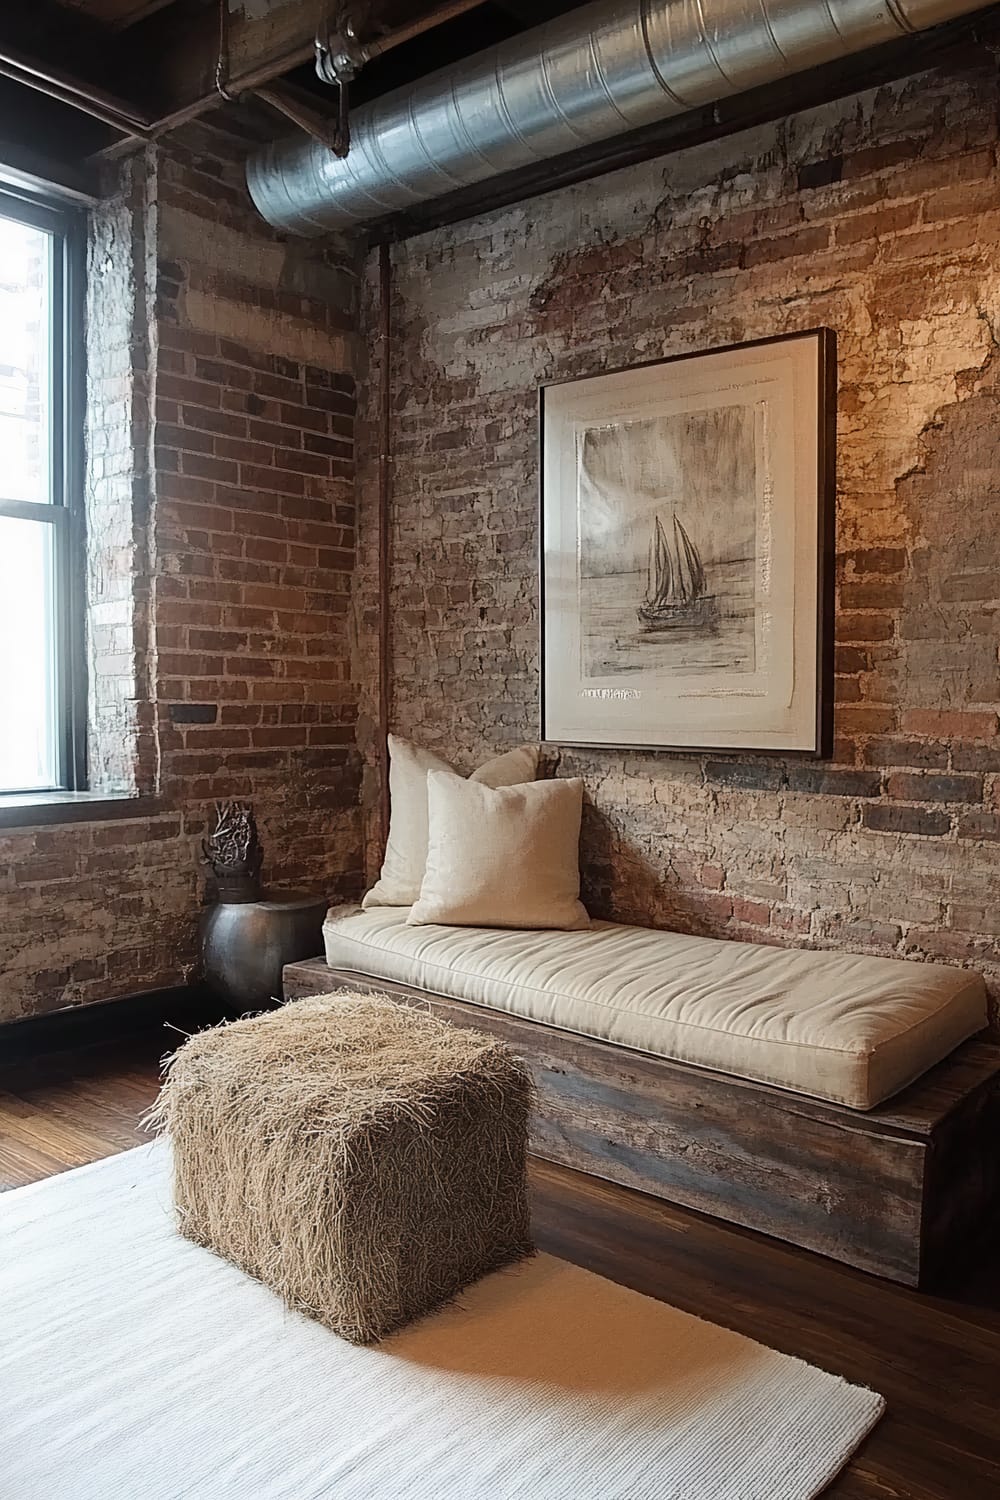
[0, 790, 163, 831]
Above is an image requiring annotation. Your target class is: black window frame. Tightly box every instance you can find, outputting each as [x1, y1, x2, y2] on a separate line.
[0, 187, 86, 795]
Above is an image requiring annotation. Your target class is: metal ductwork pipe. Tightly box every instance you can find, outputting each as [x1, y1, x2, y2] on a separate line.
[248, 0, 990, 235]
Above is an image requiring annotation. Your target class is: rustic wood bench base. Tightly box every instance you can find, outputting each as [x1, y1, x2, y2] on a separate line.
[284, 959, 1000, 1287]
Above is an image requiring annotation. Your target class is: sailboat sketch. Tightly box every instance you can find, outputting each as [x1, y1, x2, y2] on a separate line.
[575, 403, 758, 679]
[637, 513, 717, 631]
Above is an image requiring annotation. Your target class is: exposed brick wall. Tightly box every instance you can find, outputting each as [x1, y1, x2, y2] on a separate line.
[152, 117, 360, 889]
[85, 157, 155, 796]
[1, 114, 362, 1023]
[356, 49, 1000, 1020]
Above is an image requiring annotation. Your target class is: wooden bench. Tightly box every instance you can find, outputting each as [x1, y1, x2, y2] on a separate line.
[285, 957, 1000, 1288]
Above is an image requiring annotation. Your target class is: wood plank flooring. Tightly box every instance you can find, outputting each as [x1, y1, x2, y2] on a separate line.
[2, 1025, 999, 1499]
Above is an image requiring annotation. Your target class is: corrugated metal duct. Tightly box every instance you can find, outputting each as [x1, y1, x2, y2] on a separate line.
[248, 0, 990, 235]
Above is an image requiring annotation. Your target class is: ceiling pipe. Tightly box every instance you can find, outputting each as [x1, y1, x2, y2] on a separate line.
[0, 44, 154, 140]
[311, 0, 488, 157]
[0, 2, 491, 159]
[254, 82, 350, 155]
[247, 0, 996, 236]
[316, 0, 488, 84]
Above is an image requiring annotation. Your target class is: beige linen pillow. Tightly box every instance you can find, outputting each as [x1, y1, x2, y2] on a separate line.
[363, 735, 539, 908]
[408, 772, 591, 931]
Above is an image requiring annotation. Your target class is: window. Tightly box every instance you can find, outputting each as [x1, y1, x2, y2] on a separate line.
[0, 191, 84, 795]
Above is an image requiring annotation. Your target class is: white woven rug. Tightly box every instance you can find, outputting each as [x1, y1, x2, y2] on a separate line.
[1, 1143, 883, 1500]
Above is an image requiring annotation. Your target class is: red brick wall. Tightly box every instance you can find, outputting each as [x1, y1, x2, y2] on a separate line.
[1, 116, 361, 1023]
[356, 52, 1000, 1019]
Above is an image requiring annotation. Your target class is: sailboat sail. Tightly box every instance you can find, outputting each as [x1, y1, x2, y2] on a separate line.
[645, 516, 673, 607]
[638, 511, 715, 629]
[673, 514, 706, 602]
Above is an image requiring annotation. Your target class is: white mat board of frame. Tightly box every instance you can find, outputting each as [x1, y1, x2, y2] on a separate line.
[540, 330, 835, 754]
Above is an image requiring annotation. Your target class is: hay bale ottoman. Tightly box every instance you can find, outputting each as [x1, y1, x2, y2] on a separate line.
[151, 992, 534, 1344]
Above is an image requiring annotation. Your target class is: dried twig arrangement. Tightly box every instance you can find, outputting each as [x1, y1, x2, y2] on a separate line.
[201, 801, 263, 899]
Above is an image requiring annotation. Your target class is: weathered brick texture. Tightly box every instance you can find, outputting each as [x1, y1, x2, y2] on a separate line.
[2, 114, 361, 1023]
[86, 158, 156, 796]
[356, 52, 1000, 1021]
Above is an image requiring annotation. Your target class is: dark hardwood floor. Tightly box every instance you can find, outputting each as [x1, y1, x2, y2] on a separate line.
[2, 1025, 999, 1499]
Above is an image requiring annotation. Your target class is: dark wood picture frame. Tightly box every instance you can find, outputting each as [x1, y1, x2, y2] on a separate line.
[539, 329, 837, 758]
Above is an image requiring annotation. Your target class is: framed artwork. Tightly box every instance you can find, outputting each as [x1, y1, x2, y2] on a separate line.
[539, 329, 836, 755]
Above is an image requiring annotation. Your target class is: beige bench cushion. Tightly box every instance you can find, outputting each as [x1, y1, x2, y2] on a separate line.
[323, 908, 987, 1110]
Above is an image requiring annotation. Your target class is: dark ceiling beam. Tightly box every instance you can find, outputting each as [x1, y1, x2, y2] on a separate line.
[0, 0, 155, 150]
[0, 47, 154, 138]
[118, 0, 508, 134]
[0, 136, 100, 205]
[0, 0, 117, 86]
[0, 0, 556, 170]
[492, 0, 582, 21]
[367, 9, 1000, 245]
[125, 0, 338, 127]
[107, 0, 178, 29]
[1, 0, 370, 154]
[0, 70, 112, 178]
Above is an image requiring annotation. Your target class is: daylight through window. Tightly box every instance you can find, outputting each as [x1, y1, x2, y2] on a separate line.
[0, 192, 82, 794]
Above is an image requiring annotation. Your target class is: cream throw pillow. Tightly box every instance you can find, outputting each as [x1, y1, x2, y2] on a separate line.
[408, 772, 591, 931]
[363, 736, 539, 908]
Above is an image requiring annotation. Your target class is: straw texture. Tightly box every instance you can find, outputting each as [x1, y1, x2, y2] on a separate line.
[149, 993, 533, 1344]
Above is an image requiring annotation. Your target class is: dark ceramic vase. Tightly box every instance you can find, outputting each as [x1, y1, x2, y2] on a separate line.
[199, 890, 329, 1007]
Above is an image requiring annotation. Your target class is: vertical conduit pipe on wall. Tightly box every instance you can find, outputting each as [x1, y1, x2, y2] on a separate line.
[377, 240, 392, 857]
